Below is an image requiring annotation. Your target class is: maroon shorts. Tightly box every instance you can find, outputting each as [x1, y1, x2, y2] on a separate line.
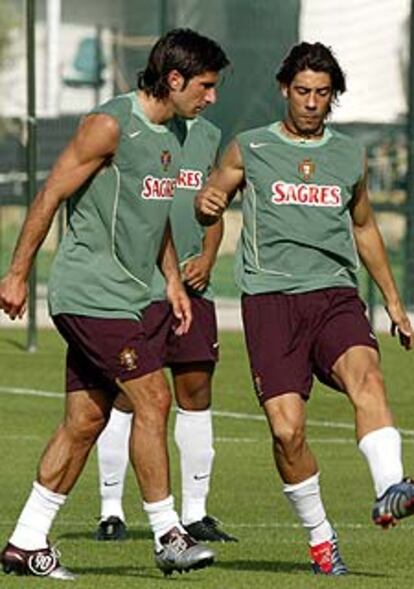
[142, 297, 219, 367]
[242, 288, 379, 404]
[53, 314, 162, 394]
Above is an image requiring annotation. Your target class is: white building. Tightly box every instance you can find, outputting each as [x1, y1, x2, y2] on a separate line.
[0, 0, 158, 118]
[300, 0, 410, 123]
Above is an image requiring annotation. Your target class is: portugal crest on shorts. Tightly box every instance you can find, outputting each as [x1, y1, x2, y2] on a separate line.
[161, 150, 172, 171]
[118, 347, 138, 371]
[298, 157, 315, 182]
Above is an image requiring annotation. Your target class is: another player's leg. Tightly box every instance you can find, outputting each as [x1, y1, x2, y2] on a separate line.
[96, 402, 132, 541]
[119, 369, 215, 575]
[173, 364, 237, 542]
[332, 345, 414, 528]
[242, 292, 347, 575]
[1, 387, 112, 580]
[264, 393, 348, 576]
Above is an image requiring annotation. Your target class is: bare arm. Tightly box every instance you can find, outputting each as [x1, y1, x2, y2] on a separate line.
[183, 217, 224, 291]
[351, 165, 412, 349]
[202, 217, 224, 263]
[157, 221, 192, 335]
[0, 113, 120, 319]
[195, 140, 245, 226]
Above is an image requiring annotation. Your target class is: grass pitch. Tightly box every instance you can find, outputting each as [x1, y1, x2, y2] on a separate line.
[0, 328, 413, 588]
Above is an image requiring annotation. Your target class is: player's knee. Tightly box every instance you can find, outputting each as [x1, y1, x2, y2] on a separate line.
[65, 411, 106, 445]
[113, 391, 133, 413]
[177, 384, 211, 410]
[353, 367, 386, 405]
[133, 387, 172, 427]
[272, 421, 306, 454]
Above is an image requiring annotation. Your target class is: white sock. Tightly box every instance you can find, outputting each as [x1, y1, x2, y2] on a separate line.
[143, 495, 182, 551]
[9, 481, 67, 550]
[97, 408, 132, 522]
[358, 426, 403, 498]
[174, 407, 215, 525]
[283, 473, 334, 546]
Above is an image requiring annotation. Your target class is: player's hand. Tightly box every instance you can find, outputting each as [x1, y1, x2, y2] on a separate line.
[182, 255, 212, 292]
[0, 273, 28, 320]
[166, 277, 192, 336]
[195, 186, 227, 226]
[385, 301, 413, 350]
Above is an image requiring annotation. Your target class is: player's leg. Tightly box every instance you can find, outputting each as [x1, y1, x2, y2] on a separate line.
[81, 312, 214, 573]
[83, 304, 214, 572]
[94, 297, 172, 542]
[331, 345, 413, 528]
[173, 365, 214, 525]
[314, 288, 413, 529]
[167, 295, 236, 542]
[1, 386, 112, 580]
[118, 369, 214, 574]
[172, 363, 237, 542]
[263, 393, 346, 574]
[96, 392, 132, 541]
[242, 292, 346, 575]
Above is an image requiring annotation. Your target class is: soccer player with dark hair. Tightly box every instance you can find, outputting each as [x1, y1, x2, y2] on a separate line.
[95, 97, 237, 547]
[0, 28, 229, 580]
[195, 41, 413, 576]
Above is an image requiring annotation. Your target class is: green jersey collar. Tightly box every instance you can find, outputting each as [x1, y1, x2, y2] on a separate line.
[129, 92, 169, 133]
[269, 121, 332, 148]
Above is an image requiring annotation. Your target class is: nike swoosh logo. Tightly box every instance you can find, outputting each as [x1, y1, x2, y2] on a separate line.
[249, 142, 269, 149]
[193, 474, 210, 481]
[129, 130, 142, 139]
[103, 481, 119, 487]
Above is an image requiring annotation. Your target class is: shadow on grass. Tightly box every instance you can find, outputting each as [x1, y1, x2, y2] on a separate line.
[216, 559, 310, 574]
[216, 559, 387, 578]
[63, 561, 388, 580]
[59, 527, 153, 542]
[69, 565, 211, 581]
[0, 335, 26, 351]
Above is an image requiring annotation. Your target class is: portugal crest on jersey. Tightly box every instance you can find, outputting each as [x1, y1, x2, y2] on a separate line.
[161, 150, 172, 171]
[298, 158, 315, 182]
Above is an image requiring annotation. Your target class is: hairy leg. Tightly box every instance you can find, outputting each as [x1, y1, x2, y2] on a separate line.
[332, 345, 402, 498]
[331, 345, 393, 441]
[264, 393, 318, 483]
[172, 362, 213, 410]
[118, 370, 172, 502]
[38, 388, 113, 494]
[264, 393, 334, 548]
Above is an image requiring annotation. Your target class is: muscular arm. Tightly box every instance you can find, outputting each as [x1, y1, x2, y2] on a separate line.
[0, 113, 120, 318]
[195, 140, 245, 226]
[351, 165, 412, 348]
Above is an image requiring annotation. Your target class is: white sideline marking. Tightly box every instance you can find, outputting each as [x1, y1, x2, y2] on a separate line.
[1, 385, 414, 438]
[0, 435, 41, 440]
[0, 386, 63, 399]
[213, 409, 414, 438]
[0, 519, 412, 531]
[215, 436, 414, 445]
[3, 434, 414, 447]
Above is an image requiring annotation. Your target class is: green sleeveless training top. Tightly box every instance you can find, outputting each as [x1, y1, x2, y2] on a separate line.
[235, 122, 365, 294]
[150, 116, 221, 302]
[48, 92, 181, 320]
